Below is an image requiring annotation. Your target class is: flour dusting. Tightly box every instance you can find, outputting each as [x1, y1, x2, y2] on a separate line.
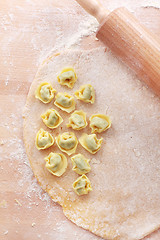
[1, 0, 160, 239]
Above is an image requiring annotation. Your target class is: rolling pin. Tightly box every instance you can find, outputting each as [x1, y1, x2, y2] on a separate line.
[76, 0, 160, 96]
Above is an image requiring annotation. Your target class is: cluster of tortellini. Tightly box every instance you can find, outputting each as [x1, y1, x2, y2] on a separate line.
[34, 67, 111, 196]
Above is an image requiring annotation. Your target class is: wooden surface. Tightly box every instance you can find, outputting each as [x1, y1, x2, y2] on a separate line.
[75, 0, 109, 23]
[97, 7, 160, 95]
[0, 0, 160, 239]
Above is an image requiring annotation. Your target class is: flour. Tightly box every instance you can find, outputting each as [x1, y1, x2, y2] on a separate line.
[1, 0, 160, 239]
[53, 10, 98, 51]
[101, 0, 160, 12]
[3, 230, 8, 235]
[1, 0, 160, 86]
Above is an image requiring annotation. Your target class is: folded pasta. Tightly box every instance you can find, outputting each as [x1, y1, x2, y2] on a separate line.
[75, 84, 95, 104]
[41, 109, 63, 129]
[72, 174, 92, 196]
[89, 114, 111, 133]
[79, 133, 103, 154]
[56, 132, 78, 155]
[45, 152, 67, 177]
[35, 128, 54, 150]
[54, 92, 76, 113]
[71, 154, 91, 175]
[35, 82, 56, 103]
[67, 110, 87, 130]
[57, 67, 77, 88]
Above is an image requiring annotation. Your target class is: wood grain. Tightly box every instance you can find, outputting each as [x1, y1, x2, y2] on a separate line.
[0, 0, 160, 239]
[97, 7, 160, 96]
[76, 0, 109, 23]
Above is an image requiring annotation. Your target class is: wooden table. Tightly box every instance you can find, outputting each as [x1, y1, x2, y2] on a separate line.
[0, 0, 160, 239]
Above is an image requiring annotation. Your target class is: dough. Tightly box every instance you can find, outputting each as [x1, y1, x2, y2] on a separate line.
[54, 92, 76, 113]
[79, 133, 103, 154]
[35, 82, 56, 103]
[71, 153, 91, 175]
[57, 67, 77, 88]
[75, 84, 95, 104]
[72, 174, 92, 196]
[89, 114, 111, 133]
[35, 128, 54, 150]
[45, 152, 68, 177]
[67, 110, 87, 130]
[23, 48, 160, 240]
[56, 132, 78, 156]
[41, 108, 63, 129]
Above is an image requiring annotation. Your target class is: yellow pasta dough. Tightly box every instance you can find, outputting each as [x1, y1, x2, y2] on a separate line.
[89, 114, 111, 133]
[45, 152, 67, 177]
[67, 110, 87, 130]
[41, 109, 63, 129]
[54, 92, 76, 113]
[56, 132, 78, 156]
[71, 154, 91, 175]
[75, 84, 95, 104]
[79, 133, 103, 154]
[35, 128, 54, 150]
[57, 68, 77, 88]
[35, 82, 56, 103]
[72, 174, 92, 196]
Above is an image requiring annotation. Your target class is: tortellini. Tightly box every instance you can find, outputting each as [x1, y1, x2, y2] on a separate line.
[56, 132, 78, 155]
[79, 133, 103, 154]
[72, 174, 92, 196]
[75, 84, 95, 104]
[57, 68, 77, 89]
[45, 152, 67, 177]
[67, 110, 87, 130]
[71, 154, 91, 175]
[35, 82, 56, 103]
[54, 92, 76, 113]
[89, 114, 111, 133]
[35, 128, 54, 150]
[41, 109, 63, 129]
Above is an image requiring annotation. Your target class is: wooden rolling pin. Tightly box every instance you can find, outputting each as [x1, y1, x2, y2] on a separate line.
[76, 0, 160, 96]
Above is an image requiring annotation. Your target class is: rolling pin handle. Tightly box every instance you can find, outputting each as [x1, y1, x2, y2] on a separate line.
[75, 0, 109, 23]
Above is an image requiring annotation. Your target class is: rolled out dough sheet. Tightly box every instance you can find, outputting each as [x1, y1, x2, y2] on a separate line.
[23, 48, 160, 240]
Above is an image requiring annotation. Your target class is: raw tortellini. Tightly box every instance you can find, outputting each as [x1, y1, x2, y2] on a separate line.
[72, 174, 92, 196]
[41, 109, 63, 129]
[54, 92, 76, 113]
[56, 132, 78, 156]
[89, 114, 111, 133]
[79, 133, 103, 154]
[71, 154, 91, 175]
[75, 84, 95, 104]
[67, 110, 87, 130]
[57, 68, 77, 88]
[35, 128, 54, 150]
[45, 152, 67, 177]
[35, 82, 56, 103]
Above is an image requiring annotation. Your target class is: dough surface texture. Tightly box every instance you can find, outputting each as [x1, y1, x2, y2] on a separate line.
[23, 48, 160, 240]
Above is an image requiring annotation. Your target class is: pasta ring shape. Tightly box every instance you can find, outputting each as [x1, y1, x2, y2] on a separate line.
[56, 132, 78, 156]
[57, 67, 77, 89]
[35, 82, 56, 103]
[45, 152, 67, 177]
[79, 133, 103, 154]
[41, 109, 63, 129]
[35, 128, 54, 150]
